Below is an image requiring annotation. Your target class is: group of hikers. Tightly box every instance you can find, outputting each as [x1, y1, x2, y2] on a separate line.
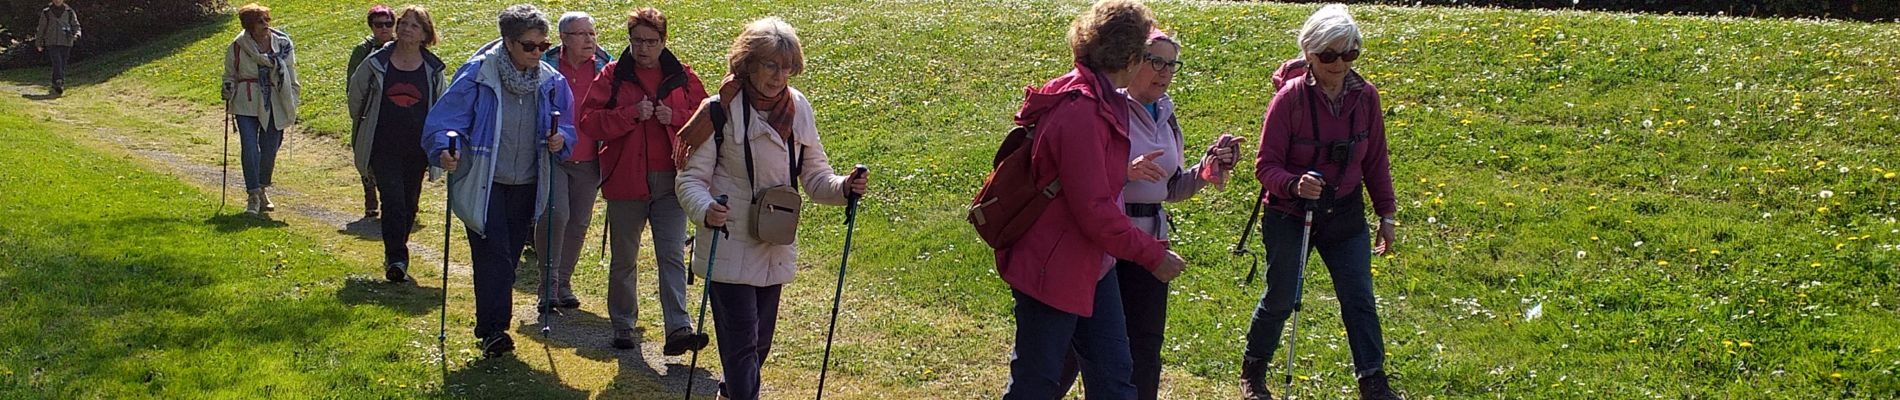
[195, 0, 1401, 398]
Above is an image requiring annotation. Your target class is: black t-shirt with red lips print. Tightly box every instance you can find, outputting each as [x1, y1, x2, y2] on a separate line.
[373, 64, 430, 161]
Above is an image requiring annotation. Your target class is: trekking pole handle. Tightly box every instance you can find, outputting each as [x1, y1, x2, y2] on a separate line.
[711, 195, 730, 237]
[846, 165, 868, 201]
[444, 131, 460, 157]
[1300, 170, 1324, 212]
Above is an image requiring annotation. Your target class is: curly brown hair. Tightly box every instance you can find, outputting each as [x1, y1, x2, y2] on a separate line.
[238, 3, 271, 33]
[1067, 0, 1154, 73]
[628, 7, 667, 38]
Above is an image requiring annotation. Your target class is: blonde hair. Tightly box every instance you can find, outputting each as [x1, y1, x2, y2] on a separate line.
[397, 5, 439, 47]
[727, 17, 804, 77]
[1297, 4, 1361, 55]
[1067, 0, 1154, 73]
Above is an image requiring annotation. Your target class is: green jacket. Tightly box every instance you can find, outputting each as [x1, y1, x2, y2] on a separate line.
[346, 36, 386, 83]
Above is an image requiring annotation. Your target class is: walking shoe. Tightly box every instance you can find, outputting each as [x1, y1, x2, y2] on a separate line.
[480, 332, 515, 358]
[1358, 372, 1402, 400]
[366, 209, 380, 219]
[557, 297, 581, 309]
[259, 186, 276, 212]
[384, 261, 409, 283]
[662, 326, 709, 356]
[612, 329, 638, 350]
[244, 189, 263, 216]
[1240, 356, 1273, 400]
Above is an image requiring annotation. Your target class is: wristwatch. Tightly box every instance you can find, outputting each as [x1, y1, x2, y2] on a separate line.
[1380, 216, 1397, 226]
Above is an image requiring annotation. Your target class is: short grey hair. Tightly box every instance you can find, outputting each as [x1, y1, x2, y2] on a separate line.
[557, 11, 594, 33]
[497, 4, 549, 40]
[1297, 4, 1361, 55]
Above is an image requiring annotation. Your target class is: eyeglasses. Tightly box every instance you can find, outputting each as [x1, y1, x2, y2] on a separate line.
[632, 37, 664, 48]
[515, 39, 552, 53]
[1311, 48, 1361, 64]
[758, 60, 794, 76]
[370, 20, 395, 29]
[1143, 53, 1183, 73]
[562, 31, 596, 37]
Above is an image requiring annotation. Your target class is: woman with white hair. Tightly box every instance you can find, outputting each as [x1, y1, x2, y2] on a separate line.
[531, 10, 614, 313]
[672, 17, 869, 400]
[1242, 4, 1400, 400]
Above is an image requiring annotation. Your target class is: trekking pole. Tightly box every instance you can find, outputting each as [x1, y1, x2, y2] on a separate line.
[1282, 171, 1323, 398]
[541, 111, 564, 330]
[438, 131, 460, 382]
[815, 165, 868, 400]
[219, 113, 232, 215]
[1234, 186, 1267, 286]
[685, 195, 730, 400]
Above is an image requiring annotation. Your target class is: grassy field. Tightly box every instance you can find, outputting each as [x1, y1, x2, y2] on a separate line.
[3, 0, 1899, 398]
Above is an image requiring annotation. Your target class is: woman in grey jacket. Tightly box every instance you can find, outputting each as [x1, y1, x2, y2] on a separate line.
[222, 3, 302, 217]
[347, 5, 446, 283]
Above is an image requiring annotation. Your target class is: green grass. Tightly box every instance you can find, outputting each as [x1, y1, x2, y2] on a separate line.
[3, 0, 1899, 398]
[0, 94, 444, 396]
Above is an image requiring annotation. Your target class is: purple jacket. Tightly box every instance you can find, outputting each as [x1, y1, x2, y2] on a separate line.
[1253, 60, 1396, 218]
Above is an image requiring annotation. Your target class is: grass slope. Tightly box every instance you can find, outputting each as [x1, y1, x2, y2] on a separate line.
[1, 0, 1896, 398]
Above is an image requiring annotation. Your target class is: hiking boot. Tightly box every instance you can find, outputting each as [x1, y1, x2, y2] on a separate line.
[366, 209, 380, 219]
[259, 187, 276, 212]
[662, 326, 709, 356]
[384, 261, 410, 283]
[1358, 371, 1401, 400]
[480, 332, 515, 358]
[1240, 356, 1273, 400]
[557, 297, 581, 309]
[612, 329, 638, 350]
[244, 189, 263, 216]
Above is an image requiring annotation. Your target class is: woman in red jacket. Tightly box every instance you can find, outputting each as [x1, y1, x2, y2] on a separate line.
[575, 7, 710, 353]
[996, 1, 1186, 398]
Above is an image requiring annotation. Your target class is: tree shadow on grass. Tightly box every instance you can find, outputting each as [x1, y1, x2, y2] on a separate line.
[0, 15, 230, 96]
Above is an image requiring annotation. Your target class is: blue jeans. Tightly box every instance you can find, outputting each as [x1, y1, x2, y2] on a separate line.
[709, 282, 782, 400]
[468, 183, 537, 338]
[233, 115, 284, 191]
[1242, 202, 1387, 378]
[1003, 267, 1136, 400]
[1056, 259, 1168, 399]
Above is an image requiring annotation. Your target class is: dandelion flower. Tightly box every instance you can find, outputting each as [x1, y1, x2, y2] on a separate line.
[1657, 260, 1670, 266]
[1885, 172, 1896, 179]
[1739, 341, 1753, 348]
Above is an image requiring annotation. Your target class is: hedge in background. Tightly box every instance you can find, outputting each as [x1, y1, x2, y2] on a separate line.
[1269, 0, 1898, 22]
[0, 0, 226, 68]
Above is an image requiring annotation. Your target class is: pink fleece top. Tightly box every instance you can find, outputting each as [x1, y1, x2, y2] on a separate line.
[1252, 64, 1396, 218]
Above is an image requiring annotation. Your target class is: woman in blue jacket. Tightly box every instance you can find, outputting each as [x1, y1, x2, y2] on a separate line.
[421, 4, 577, 358]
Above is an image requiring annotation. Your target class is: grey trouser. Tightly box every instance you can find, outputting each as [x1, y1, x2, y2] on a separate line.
[534, 160, 600, 301]
[605, 171, 691, 333]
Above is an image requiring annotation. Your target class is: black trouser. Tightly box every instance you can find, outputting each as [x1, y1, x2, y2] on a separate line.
[469, 183, 536, 338]
[45, 45, 70, 87]
[370, 154, 426, 264]
[1055, 259, 1169, 399]
[710, 281, 782, 400]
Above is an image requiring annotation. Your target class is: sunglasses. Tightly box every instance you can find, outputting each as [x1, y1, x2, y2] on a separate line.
[371, 20, 395, 29]
[515, 39, 552, 53]
[1143, 53, 1183, 73]
[1311, 48, 1361, 64]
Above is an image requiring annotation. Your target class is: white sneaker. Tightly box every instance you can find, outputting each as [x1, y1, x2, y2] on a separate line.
[259, 187, 276, 212]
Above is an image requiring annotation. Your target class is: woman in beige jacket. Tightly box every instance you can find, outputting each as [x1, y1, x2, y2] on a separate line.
[672, 17, 869, 400]
[222, 3, 302, 216]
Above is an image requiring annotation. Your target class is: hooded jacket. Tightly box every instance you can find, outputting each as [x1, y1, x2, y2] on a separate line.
[995, 64, 1169, 317]
[222, 28, 302, 130]
[421, 38, 578, 235]
[348, 43, 448, 179]
[578, 47, 708, 201]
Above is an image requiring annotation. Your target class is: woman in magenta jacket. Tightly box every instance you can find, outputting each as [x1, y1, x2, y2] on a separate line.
[994, 1, 1187, 398]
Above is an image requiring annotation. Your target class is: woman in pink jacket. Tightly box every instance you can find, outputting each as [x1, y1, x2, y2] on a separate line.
[1240, 4, 1401, 400]
[995, 1, 1186, 398]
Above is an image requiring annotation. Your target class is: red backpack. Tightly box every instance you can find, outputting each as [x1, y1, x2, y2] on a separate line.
[967, 124, 1061, 249]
